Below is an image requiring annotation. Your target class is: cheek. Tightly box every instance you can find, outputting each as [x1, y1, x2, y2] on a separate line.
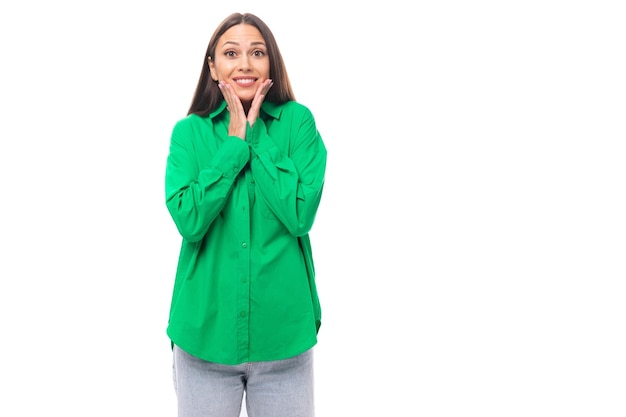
[261, 62, 271, 77]
[211, 62, 229, 79]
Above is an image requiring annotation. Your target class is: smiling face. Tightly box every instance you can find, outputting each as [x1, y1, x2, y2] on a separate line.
[209, 23, 270, 109]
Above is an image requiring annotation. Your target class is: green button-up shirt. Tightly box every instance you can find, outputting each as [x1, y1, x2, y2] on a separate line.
[165, 100, 326, 365]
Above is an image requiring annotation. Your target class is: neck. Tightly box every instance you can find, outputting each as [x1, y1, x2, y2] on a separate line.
[242, 101, 251, 115]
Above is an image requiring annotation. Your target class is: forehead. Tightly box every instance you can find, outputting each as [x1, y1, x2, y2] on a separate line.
[218, 24, 265, 47]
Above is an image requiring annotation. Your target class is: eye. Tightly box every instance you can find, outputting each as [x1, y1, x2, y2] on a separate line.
[224, 50, 237, 58]
[252, 49, 266, 57]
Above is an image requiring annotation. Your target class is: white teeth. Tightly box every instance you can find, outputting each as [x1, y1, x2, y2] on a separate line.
[235, 79, 255, 83]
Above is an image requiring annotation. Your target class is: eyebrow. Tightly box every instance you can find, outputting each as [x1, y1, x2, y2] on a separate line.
[221, 40, 266, 47]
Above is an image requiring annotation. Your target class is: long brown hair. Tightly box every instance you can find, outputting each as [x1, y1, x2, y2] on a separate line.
[187, 13, 295, 116]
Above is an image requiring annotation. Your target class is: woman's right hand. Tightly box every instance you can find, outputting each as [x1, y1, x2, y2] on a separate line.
[246, 79, 273, 128]
[218, 82, 248, 140]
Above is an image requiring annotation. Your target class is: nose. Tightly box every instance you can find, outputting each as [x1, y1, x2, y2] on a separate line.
[239, 55, 251, 71]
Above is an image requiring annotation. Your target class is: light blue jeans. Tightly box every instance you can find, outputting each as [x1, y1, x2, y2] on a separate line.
[172, 345, 314, 417]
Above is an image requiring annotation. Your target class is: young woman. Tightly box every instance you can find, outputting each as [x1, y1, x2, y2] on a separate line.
[164, 12, 327, 417]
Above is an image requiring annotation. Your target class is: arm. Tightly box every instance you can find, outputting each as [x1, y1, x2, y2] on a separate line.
[165, 119, 250, 242]
[248, 107, 327, 237]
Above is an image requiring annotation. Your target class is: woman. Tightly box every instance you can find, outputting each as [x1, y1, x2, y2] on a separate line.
[164, 12, 326, 417]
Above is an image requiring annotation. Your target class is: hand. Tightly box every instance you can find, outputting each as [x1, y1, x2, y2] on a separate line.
[218, 80, 274, 139]
[218, 82, 248, 140]
[246, 79, 273, 127]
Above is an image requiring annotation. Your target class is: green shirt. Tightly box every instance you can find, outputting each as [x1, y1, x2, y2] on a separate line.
[165, 100, 326, 365]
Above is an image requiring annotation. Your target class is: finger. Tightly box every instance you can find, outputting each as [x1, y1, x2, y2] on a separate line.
[258, 79, 273, 97]
[219, 82, 240, 113]
[218, 82, 229, 106]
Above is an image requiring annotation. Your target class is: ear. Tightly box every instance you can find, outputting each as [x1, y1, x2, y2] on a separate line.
[208, 57, 218, 81]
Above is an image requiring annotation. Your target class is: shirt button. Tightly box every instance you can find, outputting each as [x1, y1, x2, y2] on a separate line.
[241, 276, 248, 283]
[241, 242, 247, 248]
[239, 311, 247, 318]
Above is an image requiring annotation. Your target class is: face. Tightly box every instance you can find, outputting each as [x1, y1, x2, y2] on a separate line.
[209, 24, 270, 107]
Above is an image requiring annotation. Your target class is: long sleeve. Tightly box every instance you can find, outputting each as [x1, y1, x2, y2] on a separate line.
[165, 116, 250, 242]
[247, 104, 326, 237]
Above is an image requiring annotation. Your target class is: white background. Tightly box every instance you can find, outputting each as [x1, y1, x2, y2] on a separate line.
[1, 1, 625, 416]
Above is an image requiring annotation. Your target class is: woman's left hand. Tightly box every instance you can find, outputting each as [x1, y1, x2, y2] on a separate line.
[247, 79, 273, 127]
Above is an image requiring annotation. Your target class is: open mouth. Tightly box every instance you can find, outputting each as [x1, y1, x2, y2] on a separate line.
[233, 78, 257, 87]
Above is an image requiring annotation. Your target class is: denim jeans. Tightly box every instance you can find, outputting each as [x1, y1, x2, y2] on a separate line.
[173, 345, 314, 417]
